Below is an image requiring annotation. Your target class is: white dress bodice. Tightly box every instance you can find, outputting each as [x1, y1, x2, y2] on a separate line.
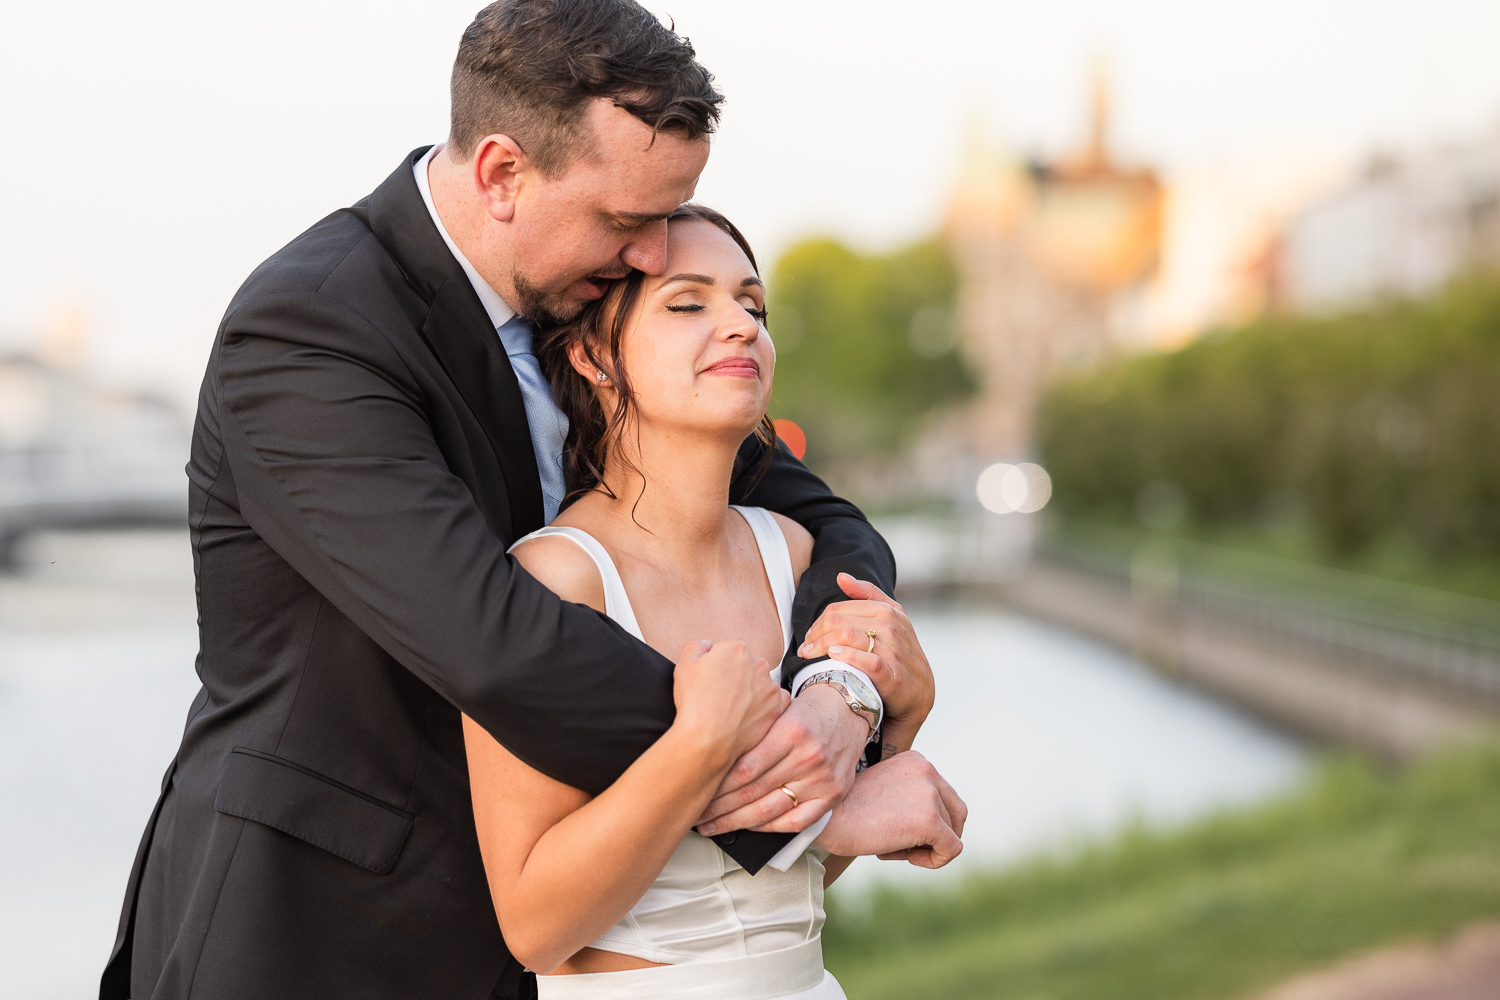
[510, 506, 827, 966]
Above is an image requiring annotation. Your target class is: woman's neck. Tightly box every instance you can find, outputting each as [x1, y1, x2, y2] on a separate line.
[584, 426, 745, 574]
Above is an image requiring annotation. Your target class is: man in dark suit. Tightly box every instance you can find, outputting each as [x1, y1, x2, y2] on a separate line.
[102, 2, 949, 998]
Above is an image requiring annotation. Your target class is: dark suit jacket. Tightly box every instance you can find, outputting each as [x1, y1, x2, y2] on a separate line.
[102, 148, 895, 1000]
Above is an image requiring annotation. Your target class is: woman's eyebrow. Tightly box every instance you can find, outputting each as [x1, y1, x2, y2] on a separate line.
[659, 273, 765, 289]
[660, 272, 716, 287]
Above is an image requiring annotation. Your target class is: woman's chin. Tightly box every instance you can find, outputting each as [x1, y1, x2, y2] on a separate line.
[661, 417, 766, 445]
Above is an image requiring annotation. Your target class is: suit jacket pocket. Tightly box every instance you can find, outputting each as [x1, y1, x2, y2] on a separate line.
[214, 747, 414, 874]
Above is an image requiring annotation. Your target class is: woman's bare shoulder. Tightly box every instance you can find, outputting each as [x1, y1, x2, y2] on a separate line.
[510, 532, 607, 613]
[768, 511, 814, 585]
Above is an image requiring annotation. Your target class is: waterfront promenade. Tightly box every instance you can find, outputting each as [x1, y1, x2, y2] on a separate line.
[883, 515, 1500, 761]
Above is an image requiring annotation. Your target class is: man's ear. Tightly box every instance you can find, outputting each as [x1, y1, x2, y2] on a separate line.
[472, 134, 528, 223]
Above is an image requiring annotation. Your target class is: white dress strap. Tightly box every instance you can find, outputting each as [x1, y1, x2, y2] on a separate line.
[730, 505, 796, 652]
[510, 526, 646, 641]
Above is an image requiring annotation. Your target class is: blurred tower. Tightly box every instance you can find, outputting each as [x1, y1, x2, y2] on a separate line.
[946, 66, 1163, 459]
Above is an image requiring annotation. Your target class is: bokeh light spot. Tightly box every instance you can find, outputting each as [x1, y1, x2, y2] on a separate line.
[977, 462, 1052, 514]
[774, 418, 807, 461]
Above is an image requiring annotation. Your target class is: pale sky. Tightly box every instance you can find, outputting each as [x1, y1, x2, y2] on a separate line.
[4, 0, 1500, 406]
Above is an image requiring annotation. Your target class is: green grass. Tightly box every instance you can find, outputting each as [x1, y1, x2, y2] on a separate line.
[823, 738, 1500, 1000]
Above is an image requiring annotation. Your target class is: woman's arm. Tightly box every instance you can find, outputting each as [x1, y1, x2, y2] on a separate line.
[464, 536, 787, 974]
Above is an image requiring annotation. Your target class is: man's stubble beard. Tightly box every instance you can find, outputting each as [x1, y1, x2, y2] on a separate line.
[511, 268, 587, 328]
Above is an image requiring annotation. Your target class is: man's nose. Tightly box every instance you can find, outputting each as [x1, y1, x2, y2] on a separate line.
[620, 221, 668, 275]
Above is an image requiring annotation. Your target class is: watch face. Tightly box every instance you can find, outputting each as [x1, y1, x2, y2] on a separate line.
[838, 672, 879, 711]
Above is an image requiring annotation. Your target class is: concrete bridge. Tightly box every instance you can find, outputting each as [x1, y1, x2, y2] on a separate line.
[0, 351, 191, 568]
[0, 485, 186, 568]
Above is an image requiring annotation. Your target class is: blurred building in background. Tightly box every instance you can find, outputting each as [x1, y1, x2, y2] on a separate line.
[946, 68, 1163, 460]
[1270, 124, 1500, 313]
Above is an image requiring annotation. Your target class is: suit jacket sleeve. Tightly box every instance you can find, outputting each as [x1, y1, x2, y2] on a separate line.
[211, 287, 676, 796]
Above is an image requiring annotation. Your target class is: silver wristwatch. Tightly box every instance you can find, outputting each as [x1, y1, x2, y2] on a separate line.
[799, 668, 882, 738]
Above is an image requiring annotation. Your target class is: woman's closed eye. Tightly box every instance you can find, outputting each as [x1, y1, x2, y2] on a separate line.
[664, 302, 767, 322]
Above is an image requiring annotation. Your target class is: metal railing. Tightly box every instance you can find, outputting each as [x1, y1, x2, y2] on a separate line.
[1042, 535, 1500, 706]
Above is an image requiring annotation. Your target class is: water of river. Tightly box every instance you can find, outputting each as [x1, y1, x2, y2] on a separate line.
[0, 530, 1307, 999]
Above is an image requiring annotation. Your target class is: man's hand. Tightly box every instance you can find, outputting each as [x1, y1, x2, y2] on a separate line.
[797, 573, 935, 751]
[695, 684, 867, 836]
[814, 751, 965, 869]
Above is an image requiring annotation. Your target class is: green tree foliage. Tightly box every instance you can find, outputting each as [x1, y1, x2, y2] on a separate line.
[1039, 277, 1500, 560]
[766, 237, 975, 464]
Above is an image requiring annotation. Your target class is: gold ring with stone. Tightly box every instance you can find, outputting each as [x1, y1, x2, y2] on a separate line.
[779, 785, 798, 808]
[865, 629, 878, 654]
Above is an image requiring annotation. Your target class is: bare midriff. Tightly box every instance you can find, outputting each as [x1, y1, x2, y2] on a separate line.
[550, 947, 670, 976]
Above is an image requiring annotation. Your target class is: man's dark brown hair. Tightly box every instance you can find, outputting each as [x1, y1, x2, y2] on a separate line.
[449, 0, 724, 175]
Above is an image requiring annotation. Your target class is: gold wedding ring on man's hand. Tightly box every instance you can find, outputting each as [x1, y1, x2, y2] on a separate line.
[864, 629, 878, 654]
[779, 785, 798, 808]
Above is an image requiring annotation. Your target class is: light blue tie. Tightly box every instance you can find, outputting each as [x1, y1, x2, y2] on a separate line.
[497, 315, 569, 523]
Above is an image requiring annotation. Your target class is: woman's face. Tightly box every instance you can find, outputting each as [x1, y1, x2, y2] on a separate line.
[603, 219, 774, 442]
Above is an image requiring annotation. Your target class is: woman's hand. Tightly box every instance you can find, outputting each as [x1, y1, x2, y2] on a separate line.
[671, 639, 789, 767]
[796, 574, 935, 753]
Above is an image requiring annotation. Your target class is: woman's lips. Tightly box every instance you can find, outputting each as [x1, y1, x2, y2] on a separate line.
[702, 357, 760, 377]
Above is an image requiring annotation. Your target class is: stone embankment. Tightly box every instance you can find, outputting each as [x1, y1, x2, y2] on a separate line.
[1002, 555, 1497, 760]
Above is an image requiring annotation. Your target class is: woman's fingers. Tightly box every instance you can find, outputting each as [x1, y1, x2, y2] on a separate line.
[822, 646, 885, 679]
[835, 572, 903, 612]
[797, 603, 909, 659]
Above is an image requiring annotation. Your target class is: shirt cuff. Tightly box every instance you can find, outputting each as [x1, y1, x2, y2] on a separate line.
[765, 811, 832, 872]
[790, 660, 884, 735]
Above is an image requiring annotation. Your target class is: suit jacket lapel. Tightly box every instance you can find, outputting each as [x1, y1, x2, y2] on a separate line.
[364, 148, 546, 537]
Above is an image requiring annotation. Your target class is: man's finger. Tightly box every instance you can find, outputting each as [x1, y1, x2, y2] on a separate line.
[699, 756, 802, 826]
[746, 800, 833, 835]
[700, 747, 845, 829]
[916, 763, 967, 838]
[922, 826, 963, 868]
[938, 778, 968, 838]
[701, 792, 827, 836]
[708, 727, 795, 802]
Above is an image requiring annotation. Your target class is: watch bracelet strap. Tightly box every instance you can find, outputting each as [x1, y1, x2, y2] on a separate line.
[802, 668, 880, 738]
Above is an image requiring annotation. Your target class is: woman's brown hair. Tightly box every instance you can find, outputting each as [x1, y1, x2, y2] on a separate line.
[532, 203, 778, 508]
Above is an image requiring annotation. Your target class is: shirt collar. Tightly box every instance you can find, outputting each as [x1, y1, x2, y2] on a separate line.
[412, 144, 518, 336]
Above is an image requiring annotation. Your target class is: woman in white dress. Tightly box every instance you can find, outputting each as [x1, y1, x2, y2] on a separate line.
[462, 205, 964, 999]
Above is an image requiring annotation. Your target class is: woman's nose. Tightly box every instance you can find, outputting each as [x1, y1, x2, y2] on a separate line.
[720, 304, 761, 341]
